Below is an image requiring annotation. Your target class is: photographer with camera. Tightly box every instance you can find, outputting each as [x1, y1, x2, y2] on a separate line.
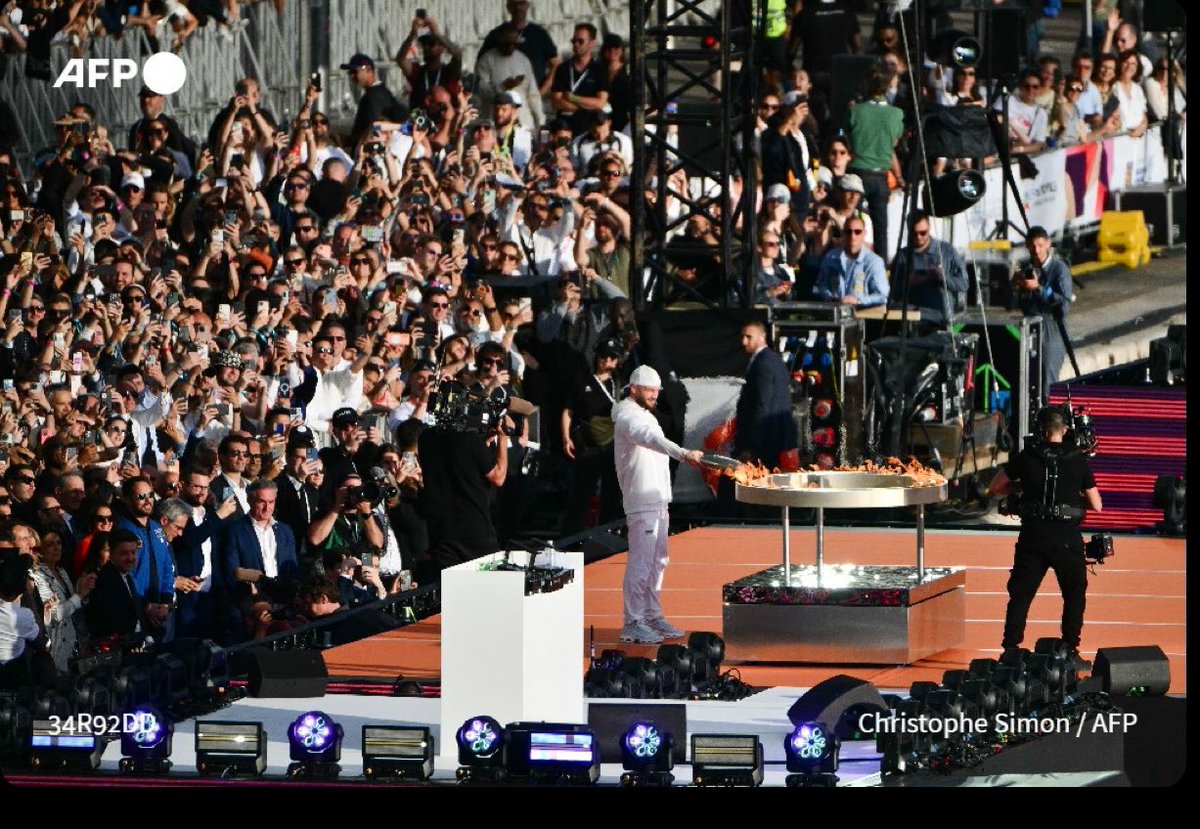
[1009, 226, 1073, 402]
[988, 405, 1103, 659]
[318, 407, 382, 501]
[306, 471, 386, 555]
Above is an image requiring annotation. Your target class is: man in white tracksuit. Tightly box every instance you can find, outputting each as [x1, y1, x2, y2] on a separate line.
[613, 365, 704, 644]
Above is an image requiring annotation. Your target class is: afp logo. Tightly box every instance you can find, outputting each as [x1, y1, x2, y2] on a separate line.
[53, 51, 188, 95]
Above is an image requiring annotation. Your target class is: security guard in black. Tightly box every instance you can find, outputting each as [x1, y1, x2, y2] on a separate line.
[989, 408, 1102, 651]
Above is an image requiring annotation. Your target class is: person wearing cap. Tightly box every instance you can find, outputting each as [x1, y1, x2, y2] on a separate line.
[814, 213, 888, 308]
[342, 52, 408, 146]
[396, 12, 463, 111]
[847, 66, 905, 261]
[829, 172, 874, 248]
[758, 182, 803, 268]
[600, 33, 633, 133]
[760, 90, 818, 215]
[612, 365, 703, 644]
[493, 90, 535, 173]
[128, 86, 195, 166]
[570, 105, 633, 174]
[561, 337, 624, 536]
[319, 407, 382, 503]
[551, 22, 611, 137]
[475, 21, 543, 133]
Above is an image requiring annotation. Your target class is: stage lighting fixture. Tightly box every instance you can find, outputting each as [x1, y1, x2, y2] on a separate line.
[960, 679, 999, 721]
[119, 707, 174, 775]
[504, 722, 600, 785]
[362, 725, 434, 780]
[584, 667, 629, 698]
[1000, 647, 1032, 668]
[928, 169, 986, 217]
[195, 720, 267, 776]
[968, 658, 999, 679]
[928, 29, 982, 68]
[287, 710, 344, 778]
[620, 657, 662, 698]
[29, 719, 105, 772]
[0, 702, 32, 764]
[785, 722, 840, 787]
[687, 632, 725, 683]
[170, 638, 229, 694]
[619, 722, 675, 787]
[111, 665, 153, 710]
[152, 653, 190, 706]
[656, 644, 694, 697]
[1034, 638, 1069, 659]
[908, 681, 938, 702]
[456, 715, 506, 783]
[691, 734, 764, 787]
[925, 689, 966, 721]
[941, 669, 971, 691]
[73, 676, 113, 718]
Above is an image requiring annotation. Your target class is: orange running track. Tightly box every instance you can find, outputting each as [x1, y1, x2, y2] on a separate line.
[325, 526, 1187, 694]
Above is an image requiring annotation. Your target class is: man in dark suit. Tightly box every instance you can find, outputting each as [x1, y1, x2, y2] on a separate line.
[174, 467, 241, 640]
[86, 529, 149, 643]
[734, 320, 798, 469]
[219, 479, 300, 641]
[275, 438, 324, 573]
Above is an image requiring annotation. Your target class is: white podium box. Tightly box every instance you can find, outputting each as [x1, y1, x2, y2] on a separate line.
[439, 551, 585, 758]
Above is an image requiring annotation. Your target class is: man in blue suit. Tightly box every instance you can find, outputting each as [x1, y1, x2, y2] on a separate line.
[733, 320, 798, 469]
[220, 478, 300, 641]
[174, 467, 241, 640]
[118, 478, 178, 642]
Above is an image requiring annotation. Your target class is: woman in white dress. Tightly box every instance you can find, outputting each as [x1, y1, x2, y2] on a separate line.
[1113, 49, 1149, 138]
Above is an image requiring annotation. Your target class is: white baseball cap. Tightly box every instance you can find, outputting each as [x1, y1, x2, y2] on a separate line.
[628, 365, 662, 389]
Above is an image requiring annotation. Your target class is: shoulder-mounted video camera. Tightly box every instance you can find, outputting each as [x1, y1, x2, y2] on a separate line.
[428, 379, 510, 432]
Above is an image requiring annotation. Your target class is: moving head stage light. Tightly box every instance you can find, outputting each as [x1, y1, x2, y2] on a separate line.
[457, 715, 506, 783]
[287, 710, 344, 779]
[619, 722, 675, 787]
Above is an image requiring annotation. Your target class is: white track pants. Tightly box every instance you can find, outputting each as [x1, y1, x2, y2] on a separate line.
[623, 506, 670, 625]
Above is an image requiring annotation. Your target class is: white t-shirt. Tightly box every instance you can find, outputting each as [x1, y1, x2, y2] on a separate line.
[0, 599, 40, 663]
[997, 96, 1049, 144]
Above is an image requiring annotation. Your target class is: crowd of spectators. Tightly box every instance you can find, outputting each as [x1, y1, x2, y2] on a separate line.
[0, 0, 282, 63]
[0, 0, 1186, 683]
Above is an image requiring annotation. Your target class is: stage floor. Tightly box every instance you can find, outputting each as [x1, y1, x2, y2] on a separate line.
[325, 526, 1187, 694]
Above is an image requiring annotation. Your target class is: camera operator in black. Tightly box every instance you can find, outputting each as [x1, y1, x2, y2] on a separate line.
[473, 341, 528, 544]
[1008, 226, 1074, 401]
[989, 406, 1102, 654]
[418, 400, 510, 573]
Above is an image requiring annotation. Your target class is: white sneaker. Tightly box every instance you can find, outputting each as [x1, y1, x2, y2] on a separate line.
[647, 617, 685, 639]
[619, 621, 664, 644]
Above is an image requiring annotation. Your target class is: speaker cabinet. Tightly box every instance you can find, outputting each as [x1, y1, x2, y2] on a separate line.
[245, 649, 329, 698]
[1093, 646, 1171, 696]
